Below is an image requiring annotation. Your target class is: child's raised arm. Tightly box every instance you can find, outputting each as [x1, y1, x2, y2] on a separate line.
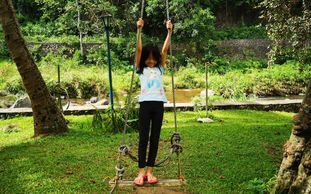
[161, 20, 173, 67]
[135, 18, 144, 68]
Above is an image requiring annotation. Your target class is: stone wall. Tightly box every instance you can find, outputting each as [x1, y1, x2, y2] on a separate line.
[28, 42, 103, 57]
[215, 39, 270, 59]
[28, 39, 272, 59]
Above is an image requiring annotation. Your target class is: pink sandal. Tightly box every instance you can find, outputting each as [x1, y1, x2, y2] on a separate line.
[145, 173, 158, 184]
[133, 175, 145, 186]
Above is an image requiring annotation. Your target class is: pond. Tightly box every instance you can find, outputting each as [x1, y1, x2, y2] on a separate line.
[68, 89, 203, 105]
[164, 88, 202, 103]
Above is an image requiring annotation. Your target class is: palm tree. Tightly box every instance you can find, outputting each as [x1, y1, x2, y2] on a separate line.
[274, 81, 311, 193]
[0, 0, 68, 136]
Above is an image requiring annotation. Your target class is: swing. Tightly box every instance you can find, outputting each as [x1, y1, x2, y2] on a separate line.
[109, 0, 185, 193]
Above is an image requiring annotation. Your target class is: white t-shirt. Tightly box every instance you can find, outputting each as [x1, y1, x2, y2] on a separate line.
[138, 67, 167, 103]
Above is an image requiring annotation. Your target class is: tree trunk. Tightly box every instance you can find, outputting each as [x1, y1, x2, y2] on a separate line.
[0, 0, 68, 136]
[274, 81, 311, 193]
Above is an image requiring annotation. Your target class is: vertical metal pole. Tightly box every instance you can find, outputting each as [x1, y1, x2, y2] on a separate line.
[205, 62, 208, 118]
[76, 0, 83, 57]
[57, 63, 62, 111]
[105, 27, 116, 133]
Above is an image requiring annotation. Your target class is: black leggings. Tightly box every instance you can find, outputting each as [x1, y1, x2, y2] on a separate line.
[138, 101, 164, 168]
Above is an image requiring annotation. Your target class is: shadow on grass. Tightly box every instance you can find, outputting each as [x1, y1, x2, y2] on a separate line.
[0, 110, 294, 193]
[0, 127, 128, 193]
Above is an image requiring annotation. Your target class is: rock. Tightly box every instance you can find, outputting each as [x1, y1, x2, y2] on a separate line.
[10, 95, 31, 108]
[1, 124, 20, 133]
[200, 90, 215, 97]
[90, 97, 98, 103]
[95, 99, 109, 105]
[63, 102, 78, 108]
[197, 117, 214, 123]
[0, 90, 7, 96]
[163, 119, 168, 124]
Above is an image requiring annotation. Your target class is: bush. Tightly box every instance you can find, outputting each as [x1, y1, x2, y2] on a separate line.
[113, 70, 140, 94]
[273, 48, 296, 65]
[175, 65, 204, 89]
[0, 28, 10, 59]
[21, 22, 54, 37]
[44, 72, 107, 99]
[92, 97, 139, 133]
[209, 71, 254, 100]
[300, 46, 311, 64]
[210, 57, 268, 74]
[240, 178, 267, 194]
[110, 35, 136, 63]
[253, 61, 310, 96]
[5, 78, 25, 94]
[33, 53, 108, 98]
[85, 46, 128, 69]
[215, 25, 267, 40]
[29, 44, 45, 62]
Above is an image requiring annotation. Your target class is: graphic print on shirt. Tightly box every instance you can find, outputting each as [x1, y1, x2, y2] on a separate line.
[142, 68, 164, 96]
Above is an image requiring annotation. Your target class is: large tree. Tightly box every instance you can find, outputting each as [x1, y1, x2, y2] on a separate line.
[273, 81, 311, 193]
[0, 0, 68, 136]
[260, 1, 311, 192]
[260, 0, 311, 66]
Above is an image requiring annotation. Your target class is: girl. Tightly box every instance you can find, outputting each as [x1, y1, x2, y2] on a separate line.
[133, 18, 173, 186]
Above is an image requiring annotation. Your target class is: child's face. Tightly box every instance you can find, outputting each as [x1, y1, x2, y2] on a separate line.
[145, 53, 157, 68]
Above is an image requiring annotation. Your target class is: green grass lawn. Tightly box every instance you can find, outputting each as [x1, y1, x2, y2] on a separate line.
[0, 110, 293, 193]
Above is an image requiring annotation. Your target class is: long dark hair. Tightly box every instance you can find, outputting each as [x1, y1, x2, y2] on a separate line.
[137, 43, 162, 74]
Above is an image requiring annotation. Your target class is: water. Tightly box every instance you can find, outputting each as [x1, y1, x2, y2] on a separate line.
[165, 89, 202, 103]
[68, 89, 202, 105]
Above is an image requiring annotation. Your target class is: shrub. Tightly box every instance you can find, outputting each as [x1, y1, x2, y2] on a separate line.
[175, 65, 204, 89]
[210, 57, 268, 74]
[209, 71, 254, 100]
[240, 178, 267, 194]
[253, 61, 310, 96]
[5, 77, 25, 94]
[215, 25, 267, 40]
[0, 28, 10, 59]
[85, 46, 128, 69]
[92, 97, 139, 133]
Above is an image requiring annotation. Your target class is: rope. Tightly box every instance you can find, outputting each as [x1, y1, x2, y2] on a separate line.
[166, 0, 170, 20]
[140, 0, 145, 19]
[109, 1, 146, 193]
[166, 0, 183, 178]
[166, 0, 177, 133]
[121, 0, 145, 145]
[119, 133, 183, 167]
